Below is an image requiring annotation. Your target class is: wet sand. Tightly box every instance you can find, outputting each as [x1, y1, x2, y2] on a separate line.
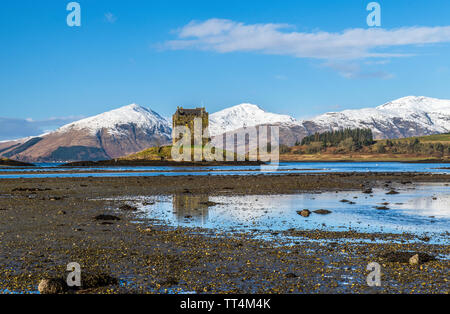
[0, 173, 448, 294]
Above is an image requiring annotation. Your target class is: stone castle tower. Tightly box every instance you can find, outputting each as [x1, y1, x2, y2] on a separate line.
[172, 107, 210, 146]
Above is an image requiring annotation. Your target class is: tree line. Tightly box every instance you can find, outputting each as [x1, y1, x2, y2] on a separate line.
[300, 128, 374, 148]
[289, 129, 450, 156]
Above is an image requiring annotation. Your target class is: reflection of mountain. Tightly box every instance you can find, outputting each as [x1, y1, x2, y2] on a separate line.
[172, 194, 210, 224]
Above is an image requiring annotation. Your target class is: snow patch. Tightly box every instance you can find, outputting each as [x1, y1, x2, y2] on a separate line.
[209, 103, 298, 136]
[56, 104, 171, 136]
[307, 96, 450, 137]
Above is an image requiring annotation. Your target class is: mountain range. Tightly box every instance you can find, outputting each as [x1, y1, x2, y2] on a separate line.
[0, 104, 171, 162]
[1, 96, 449, 162]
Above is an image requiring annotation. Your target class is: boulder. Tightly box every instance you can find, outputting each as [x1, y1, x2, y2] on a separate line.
[409, 254, 420, 266]
[374, 206, 390, 210]
[38, 273, 117, 294]
[386, 190, 399, 195]
[313, 209, 332, 215]
[38, 278, 67, 294]
[297, 210, 311, 217]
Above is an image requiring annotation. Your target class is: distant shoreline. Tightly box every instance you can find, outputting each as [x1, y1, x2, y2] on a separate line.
[0, 159, 34, 167]
[1, 158, 450, 170]
[61, 159, 265, 167]
[65, 158, 450, 166]
[279, 154, 450, 163]
[279, 159, 450, 163]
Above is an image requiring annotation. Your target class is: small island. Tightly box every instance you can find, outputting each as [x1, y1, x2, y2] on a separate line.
[0, 158, 34, 167]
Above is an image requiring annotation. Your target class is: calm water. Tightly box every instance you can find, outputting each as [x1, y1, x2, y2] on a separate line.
[0, 162, 449, 178]
[108, 183, 450, 243]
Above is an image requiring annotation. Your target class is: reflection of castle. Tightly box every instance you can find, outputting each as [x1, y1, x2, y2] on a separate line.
[172, 194, 209, 224]
[172, 107, 210, 146]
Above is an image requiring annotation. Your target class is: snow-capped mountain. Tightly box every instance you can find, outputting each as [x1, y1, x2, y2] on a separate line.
[208, 96, 450, 147]
[306, 96, 450, 140]
[57, 104, 170, 137]
[0, 104, 171, 162]
[1, 96, 449, 162]
[209, 103, 297, 136]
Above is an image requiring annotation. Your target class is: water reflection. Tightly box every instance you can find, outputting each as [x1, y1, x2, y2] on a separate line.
[172, 194, 210, 224]
[393, 194, 450, 217]
[138, 184, 450, 240]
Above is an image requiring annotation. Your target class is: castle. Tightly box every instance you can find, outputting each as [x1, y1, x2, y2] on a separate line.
[172, 107, 210, 146]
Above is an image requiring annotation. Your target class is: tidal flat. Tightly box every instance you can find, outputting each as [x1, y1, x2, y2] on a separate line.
[0, 173, 448, 294]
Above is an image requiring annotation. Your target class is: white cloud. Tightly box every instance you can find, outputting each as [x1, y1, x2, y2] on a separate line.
[162, 18, 450, 60]
[0, 116, 83, 141]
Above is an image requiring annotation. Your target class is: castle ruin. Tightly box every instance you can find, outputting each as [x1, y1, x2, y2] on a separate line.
[172, 107, 210, 146]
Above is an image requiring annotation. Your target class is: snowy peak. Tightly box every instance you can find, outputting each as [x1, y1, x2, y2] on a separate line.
[308, 96, 450, 139]
[2, 96, 450, 162]
[224, 103, 264, 113]
[57, 103, 171, 136]
[0, 103, 173, 162]
[379, 96, 438, 108]
[209, 103, 297, 136]
[377, 96, 450, 114]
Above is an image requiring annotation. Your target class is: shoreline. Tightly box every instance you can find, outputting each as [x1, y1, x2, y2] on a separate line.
[2, 158, 450, 171]
[0, 173, 448, 294]
[1, 172, 449, 195]
[61, 160, 265, 167]
[280, 159, 450, 163]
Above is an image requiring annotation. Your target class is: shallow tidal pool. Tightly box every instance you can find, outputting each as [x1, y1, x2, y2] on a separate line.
[115, 183, 450, 244]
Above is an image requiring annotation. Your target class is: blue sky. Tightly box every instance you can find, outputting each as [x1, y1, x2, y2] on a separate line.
[1, 0, 450, 139]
